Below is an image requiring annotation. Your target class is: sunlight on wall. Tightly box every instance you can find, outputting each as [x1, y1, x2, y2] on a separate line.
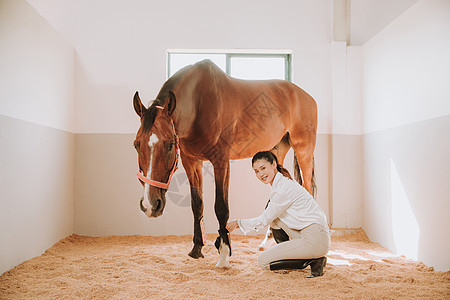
[390, 159, 420, 260]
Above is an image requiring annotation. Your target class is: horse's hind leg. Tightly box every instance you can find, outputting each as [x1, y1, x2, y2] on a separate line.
[289, 131, 316, 196]
[181, 152, 205, 259]
[270, 133, 291, 166]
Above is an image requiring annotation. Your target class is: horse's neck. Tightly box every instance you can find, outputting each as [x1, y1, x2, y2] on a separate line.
[171, 99, 196, 140]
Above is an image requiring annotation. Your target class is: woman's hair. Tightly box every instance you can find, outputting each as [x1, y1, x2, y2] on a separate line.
[252, 151, 292, 180]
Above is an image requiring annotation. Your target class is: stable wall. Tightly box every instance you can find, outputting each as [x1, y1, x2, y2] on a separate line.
[328, 42, 363, 228]
[361, 0, 450, 271]
[0, 0, 75, 275]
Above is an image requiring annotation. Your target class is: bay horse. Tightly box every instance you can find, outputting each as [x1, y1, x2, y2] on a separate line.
[133, 59, 317, 268]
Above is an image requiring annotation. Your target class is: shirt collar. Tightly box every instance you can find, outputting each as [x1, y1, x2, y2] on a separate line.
[272, 172, 283, 189]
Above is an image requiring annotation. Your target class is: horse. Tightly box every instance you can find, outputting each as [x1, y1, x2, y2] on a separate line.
[133, 59, 317, 267]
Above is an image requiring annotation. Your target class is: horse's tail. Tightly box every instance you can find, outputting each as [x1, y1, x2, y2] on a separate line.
[293, 154, 303, 186]
[293, 154, 316, 198]
[311, 158, 317, 198]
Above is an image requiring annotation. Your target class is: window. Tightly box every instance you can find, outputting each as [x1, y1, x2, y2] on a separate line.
[167, 49, 292, 81]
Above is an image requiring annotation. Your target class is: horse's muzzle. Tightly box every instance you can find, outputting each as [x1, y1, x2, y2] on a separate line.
[140, 198, 147, 213]
[140, 197, 164, 217]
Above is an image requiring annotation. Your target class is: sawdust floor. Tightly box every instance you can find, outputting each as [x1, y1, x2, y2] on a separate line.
[1, 230, 449, 299]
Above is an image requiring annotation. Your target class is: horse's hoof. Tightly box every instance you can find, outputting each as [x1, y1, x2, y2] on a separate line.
[215, 261, 231, 268]
[188, 248, 204, 259]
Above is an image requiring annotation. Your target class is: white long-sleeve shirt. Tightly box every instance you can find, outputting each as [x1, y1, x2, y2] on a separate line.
[237, 172, 328, 234]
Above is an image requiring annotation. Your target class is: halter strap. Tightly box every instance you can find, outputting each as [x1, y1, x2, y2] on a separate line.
[137, 107, 179, 189]
[137, 156, 178, 189]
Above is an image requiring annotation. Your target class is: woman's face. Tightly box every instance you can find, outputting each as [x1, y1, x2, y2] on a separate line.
[253, 159, 277, 185]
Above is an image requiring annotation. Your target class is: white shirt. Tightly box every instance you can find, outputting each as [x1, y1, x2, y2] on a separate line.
[237, 172, 328, 234]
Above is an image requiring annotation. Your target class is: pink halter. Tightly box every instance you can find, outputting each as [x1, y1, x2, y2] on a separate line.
[136, 106, 179, 189]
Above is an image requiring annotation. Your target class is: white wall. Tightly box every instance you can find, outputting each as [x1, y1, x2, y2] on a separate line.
[328, 41, 363, 228]
[0, 0, 75, 275]
[363, 0, 450, 134]
[0, 0, 75, 131]
[361, 0, 450, 271]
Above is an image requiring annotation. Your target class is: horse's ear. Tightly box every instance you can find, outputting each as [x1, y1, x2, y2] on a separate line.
[167, 91, 176, 116]
[133, 91, 145, 117]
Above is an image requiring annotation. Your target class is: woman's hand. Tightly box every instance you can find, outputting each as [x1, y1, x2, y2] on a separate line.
[226, 220, 239, 232]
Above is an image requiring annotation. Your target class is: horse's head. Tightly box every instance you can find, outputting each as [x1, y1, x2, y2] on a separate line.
[133, 91, 178, 218]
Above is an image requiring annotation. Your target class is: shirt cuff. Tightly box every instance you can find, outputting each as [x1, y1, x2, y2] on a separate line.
[237, 218, 260, 235]
[236, 219, 248, 235]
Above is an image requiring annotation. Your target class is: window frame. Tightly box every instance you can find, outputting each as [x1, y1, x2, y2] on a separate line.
[167, 49, 292, 82]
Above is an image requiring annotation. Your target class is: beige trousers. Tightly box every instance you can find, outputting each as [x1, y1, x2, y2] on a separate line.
[257, 220, 331, 269]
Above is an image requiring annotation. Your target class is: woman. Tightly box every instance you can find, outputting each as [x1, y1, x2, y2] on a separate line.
[226, 151, 330, 278]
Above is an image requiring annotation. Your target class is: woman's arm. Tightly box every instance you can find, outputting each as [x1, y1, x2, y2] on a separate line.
[236, 192, 291, 234]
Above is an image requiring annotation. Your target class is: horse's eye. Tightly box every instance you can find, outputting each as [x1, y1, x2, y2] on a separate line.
[133, 141, 140, 150]
[168, 142, 175, 151]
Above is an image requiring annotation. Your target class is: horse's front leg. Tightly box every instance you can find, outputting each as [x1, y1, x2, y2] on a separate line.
[181, 153, 205, 259]
[212, 160, 231, 268]
[189, 185, 204, 258]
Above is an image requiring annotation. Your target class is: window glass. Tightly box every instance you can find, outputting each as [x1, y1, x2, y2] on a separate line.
[230, 56, 286, 80]
[168, 51, 290, 81]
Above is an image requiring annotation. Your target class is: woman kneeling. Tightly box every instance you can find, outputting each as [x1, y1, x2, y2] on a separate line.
[226, 151, 330, 278]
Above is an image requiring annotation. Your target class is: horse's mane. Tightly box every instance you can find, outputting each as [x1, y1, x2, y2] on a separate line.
[141, 64, 192, 133]
[142, 106, 158, 133]
[142, 60, 221, 133]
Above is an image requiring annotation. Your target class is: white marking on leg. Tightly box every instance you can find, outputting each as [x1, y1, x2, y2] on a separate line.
[215, 239, 231, 268]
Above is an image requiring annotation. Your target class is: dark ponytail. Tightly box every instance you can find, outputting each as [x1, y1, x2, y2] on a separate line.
[252, 151, 292, 180]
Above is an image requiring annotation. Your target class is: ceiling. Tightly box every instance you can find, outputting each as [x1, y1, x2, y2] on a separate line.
[348, 0, 418, 45]
[28, 0, 419, 48]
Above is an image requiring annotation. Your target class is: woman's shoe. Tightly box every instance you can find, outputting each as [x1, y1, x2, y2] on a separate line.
[269, 259, 311, 271]
[269, 257, 327, 278]
[307, 256, 327, 278]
